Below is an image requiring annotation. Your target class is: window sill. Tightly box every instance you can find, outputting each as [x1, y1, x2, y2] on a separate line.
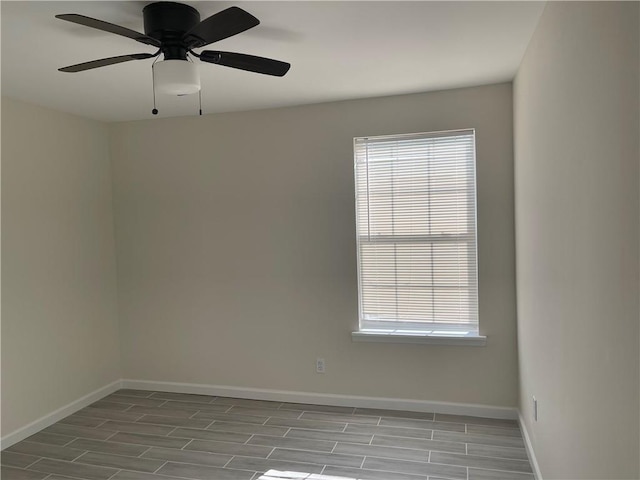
[351, 331, 487, 346]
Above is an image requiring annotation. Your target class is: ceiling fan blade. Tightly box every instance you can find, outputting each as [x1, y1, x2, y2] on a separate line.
[56, 14, 161, 47]
[59, 53, 156, 73]
[200, 51, 290, 77]
[183, 7, 259, 48]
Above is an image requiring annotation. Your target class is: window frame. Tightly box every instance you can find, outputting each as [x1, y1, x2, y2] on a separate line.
[352, 129, 485, 345]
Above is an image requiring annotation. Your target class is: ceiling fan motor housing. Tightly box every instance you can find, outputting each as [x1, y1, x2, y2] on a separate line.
[143, 2, 200, 60]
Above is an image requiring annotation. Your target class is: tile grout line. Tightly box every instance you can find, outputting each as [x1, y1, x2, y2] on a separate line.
[180, 439, 195, 451]
[463, 465, 536, 477]
[204, 419, 216, 430]
[23, 445, 530, 477]
[106, 468, 122, 480]
[152, 460, 168, 474]
[70, 449, 90, 463]
[61, 436, 80, 447]
[49, 419, 523, 452]
[137, 446, 153, 458]
[23, 456, 46, 470]
[76, 432, 527, 468]
[25, 433, 477, 459]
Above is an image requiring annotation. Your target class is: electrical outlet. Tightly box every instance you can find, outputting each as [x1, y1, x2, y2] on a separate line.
[316, 358, 325, 374]
[533, 396, 538, 421]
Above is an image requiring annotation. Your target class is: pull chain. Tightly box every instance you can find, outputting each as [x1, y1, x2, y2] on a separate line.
[198, 89, 202, 116]
[151, 58, 159, 115]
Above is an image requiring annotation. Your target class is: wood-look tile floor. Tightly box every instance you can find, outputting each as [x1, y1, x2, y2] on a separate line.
[2, 390, 534, 480]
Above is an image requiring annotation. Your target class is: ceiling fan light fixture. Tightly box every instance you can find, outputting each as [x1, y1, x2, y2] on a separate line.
[153, 59, 200, 96]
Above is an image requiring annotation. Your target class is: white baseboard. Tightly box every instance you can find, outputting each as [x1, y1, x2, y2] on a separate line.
[0, 377, 518, 452]
[519, 411, 543, 480]
[0, 379, 122, 450]
[122, 379, 518, 420]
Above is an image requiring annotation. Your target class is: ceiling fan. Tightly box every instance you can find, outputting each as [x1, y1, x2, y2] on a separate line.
[56, 2, 290, 111]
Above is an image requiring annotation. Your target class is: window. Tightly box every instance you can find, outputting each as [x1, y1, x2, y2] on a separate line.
[353, 129, 482, 343]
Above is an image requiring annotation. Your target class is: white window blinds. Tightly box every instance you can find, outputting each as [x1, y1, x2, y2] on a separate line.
[354, 129, 479, 336]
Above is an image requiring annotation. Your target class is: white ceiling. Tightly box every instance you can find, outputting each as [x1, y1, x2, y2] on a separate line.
[1, 1, 545, 122]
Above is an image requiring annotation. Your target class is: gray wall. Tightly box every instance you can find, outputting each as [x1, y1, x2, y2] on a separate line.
[1, 98, 121, 436]
[514, 2, 639, 478]
[110, 83, 518, 407]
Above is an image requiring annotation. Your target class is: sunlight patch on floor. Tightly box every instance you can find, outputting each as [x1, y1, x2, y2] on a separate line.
[259, 471, 354, 480]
